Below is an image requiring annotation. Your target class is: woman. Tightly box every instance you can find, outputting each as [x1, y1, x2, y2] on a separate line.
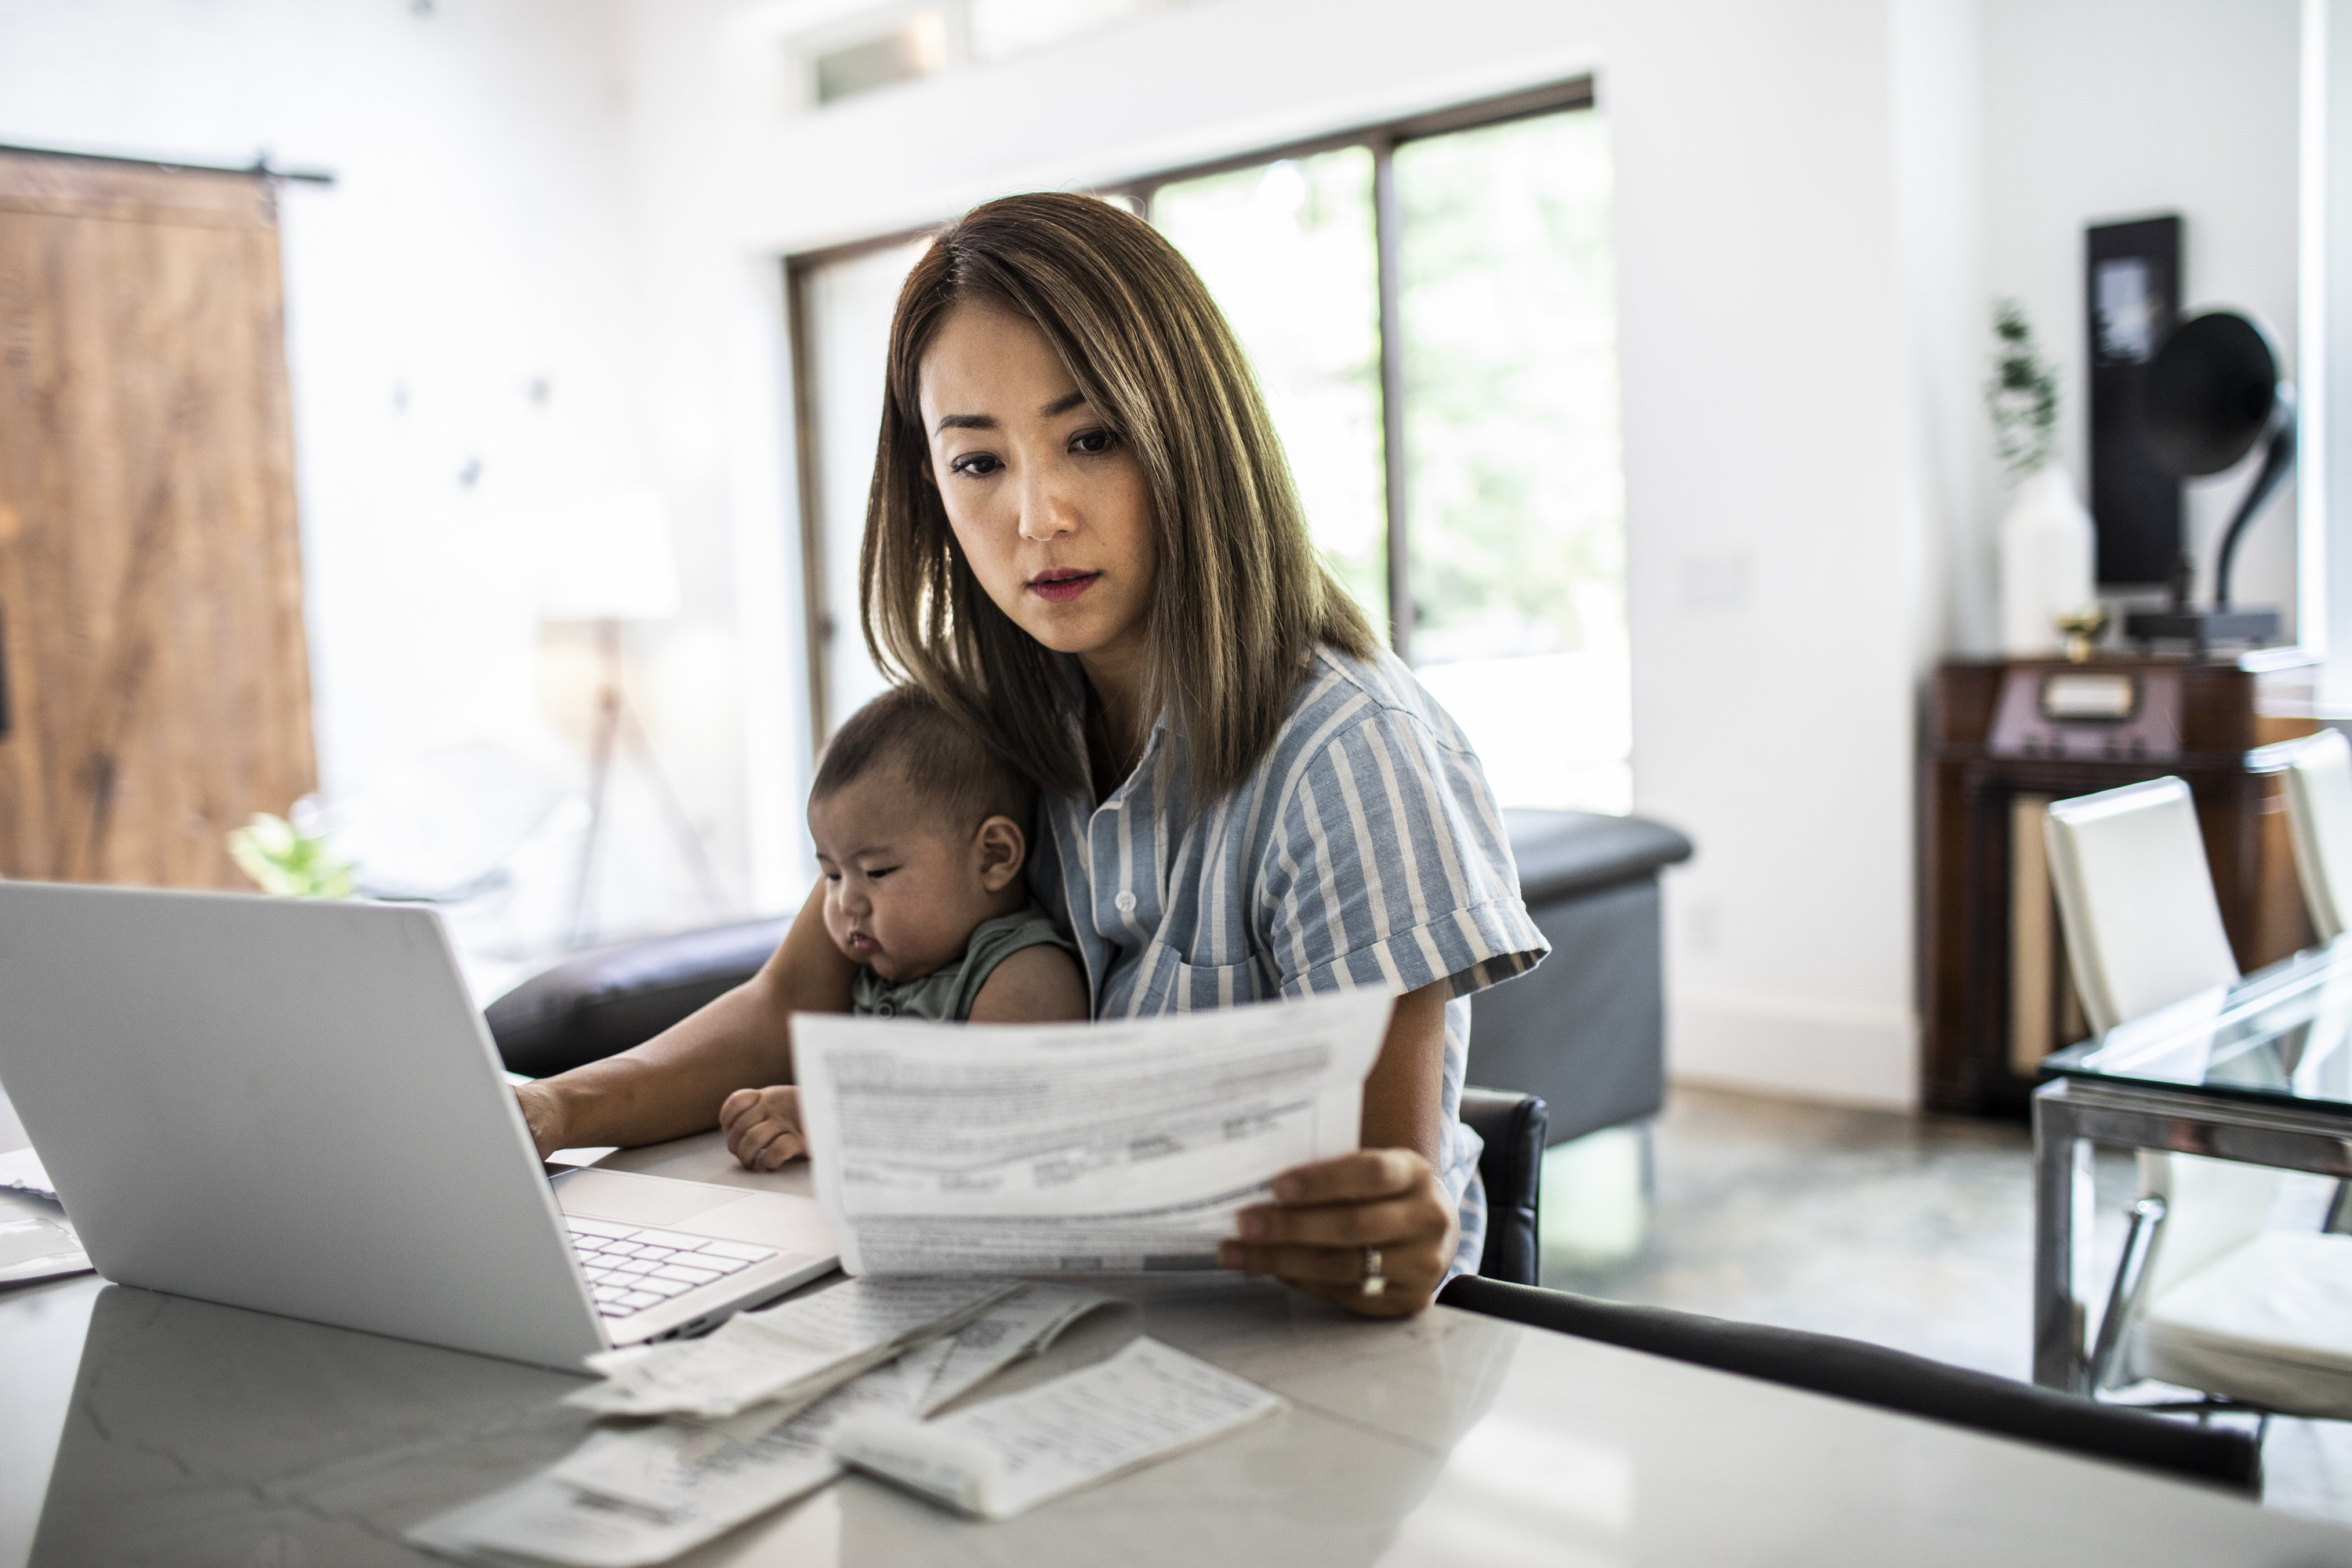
[518, 193, 1545, 1315]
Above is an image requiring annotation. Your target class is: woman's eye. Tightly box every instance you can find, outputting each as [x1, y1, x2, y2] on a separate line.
[951, 453, 1001, 477]
[1069, 428, 1118, 456]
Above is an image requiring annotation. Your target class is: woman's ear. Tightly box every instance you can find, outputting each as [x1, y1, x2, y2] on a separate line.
[975, 815, 1027, 892]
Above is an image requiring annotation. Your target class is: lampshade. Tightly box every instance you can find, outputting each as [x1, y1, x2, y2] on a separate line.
[538, 489, 682, 622]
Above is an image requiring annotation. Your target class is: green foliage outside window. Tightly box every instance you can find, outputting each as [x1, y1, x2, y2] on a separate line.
[1397, 111, 1622, 662]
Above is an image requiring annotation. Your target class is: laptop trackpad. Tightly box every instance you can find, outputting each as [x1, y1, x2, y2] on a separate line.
[554, 1168, 741, 1228]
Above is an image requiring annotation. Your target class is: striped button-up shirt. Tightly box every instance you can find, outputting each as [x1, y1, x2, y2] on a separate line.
[1031, 645, 1548, 1277]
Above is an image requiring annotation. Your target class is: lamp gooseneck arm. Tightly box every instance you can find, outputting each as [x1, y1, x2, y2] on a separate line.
[2213, 387, 2297, 612]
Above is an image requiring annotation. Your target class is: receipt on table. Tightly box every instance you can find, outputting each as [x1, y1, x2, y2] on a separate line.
[0, 1146, 56, 1203]
[550, 1336, 946, 1519]
[909, 1283, 1116, 1414]
[0, 1210, 87, 1285]
[408, 1366, 903, 1568]
[412, 1285, 1120, 1566]
[550, 1283, 1116, 1518]
[564, 1276, 1017, 1418]
[793, 989, 1390, 1274]
[405, 1459, 837, 1568]
[830, 1336, 1283, 1520]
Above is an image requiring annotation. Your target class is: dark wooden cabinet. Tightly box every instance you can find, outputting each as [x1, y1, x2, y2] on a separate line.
[1922, 656, 2318, 1116]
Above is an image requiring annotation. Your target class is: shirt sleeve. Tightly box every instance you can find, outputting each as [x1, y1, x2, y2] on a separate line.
[1256, 706, 1548, 1000]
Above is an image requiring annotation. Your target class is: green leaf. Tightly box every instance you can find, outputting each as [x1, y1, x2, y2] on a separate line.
[226, 815, 356, 900]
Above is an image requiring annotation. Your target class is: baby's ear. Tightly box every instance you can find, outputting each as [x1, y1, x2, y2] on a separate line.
[975, 815, 1027, 891]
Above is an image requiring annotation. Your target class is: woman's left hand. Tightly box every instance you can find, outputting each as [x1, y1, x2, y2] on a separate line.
[1218, 1148, 1457, 1316]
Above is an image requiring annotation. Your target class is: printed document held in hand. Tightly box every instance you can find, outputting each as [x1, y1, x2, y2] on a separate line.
[829, 1336, 1283, 1520]
[793, 989, 1391, 1275]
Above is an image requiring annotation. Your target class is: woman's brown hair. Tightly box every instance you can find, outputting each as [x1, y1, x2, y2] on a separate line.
[860, 191, 1377, 801]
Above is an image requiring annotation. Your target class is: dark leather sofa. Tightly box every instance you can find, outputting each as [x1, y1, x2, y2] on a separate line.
[1473, 808, 1692, 1144]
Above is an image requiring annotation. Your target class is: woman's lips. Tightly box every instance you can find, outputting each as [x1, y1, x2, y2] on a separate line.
[1029, 569, 1100, 604]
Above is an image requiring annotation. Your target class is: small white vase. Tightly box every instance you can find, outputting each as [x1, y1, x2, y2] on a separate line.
[1999, 465, 2096, 657]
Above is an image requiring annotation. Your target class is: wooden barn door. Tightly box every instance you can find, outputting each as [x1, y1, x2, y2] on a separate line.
[0, 150, 317, 887]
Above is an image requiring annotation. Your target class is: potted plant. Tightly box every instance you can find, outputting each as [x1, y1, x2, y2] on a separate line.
[227, 811, 355, 899]
[1988, 301, 2095, 657]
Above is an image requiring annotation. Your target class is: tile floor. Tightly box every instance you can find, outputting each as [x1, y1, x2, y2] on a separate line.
[1537, 1086, 2352, 1530]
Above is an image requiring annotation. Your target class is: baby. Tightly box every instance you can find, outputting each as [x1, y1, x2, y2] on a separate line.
[722, 687, 1089, 1170]
[804, 684, 1086, 1021]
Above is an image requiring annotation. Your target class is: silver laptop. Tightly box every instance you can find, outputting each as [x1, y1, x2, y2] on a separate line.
[0, 882, 837, 1368]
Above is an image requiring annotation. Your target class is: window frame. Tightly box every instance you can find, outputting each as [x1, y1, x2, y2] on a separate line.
[783, 73, 1599, 746]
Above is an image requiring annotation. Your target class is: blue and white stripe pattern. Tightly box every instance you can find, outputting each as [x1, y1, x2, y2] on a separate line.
[1030, 645, 1549, 1279]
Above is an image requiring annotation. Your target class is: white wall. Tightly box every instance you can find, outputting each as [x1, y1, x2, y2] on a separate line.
[618, 0, 1949, 1105]
[2320, 0, 2352, 708]
[0, 0, 749, 978]
[1981, 0, 2305, 639]
[1896, 0, 1990, 666]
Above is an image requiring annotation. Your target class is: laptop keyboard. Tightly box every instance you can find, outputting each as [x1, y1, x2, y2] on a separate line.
[565, 1216, 778, 1319]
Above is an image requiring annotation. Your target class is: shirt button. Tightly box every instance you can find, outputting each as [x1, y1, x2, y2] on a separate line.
[877, 1002, 895, 1018]
[1114, 891, 1138, 914]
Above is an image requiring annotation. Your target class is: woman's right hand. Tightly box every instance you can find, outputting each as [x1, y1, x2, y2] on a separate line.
[720, 1085, 808, 1171]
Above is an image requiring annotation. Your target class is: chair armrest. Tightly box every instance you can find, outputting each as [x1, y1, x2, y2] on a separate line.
[1459, 1087, 1547, 1286]
[1438, 1276, 2261, 1494]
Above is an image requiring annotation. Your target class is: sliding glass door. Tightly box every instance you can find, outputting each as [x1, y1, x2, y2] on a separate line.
[1391, 109, 1626, 813]
[1152, 148, 1390, 637]
[1149, 104, 1625, 811]
[794, 235, 929, 740]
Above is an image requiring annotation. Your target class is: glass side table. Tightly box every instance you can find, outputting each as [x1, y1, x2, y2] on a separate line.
[2034, 938, 2352, 1391]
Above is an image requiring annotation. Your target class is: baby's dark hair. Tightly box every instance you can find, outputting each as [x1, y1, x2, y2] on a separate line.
[811, 686, 1034, 833]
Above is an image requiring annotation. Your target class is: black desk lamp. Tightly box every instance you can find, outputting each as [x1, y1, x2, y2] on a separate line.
[2124, 310, 2296, 652]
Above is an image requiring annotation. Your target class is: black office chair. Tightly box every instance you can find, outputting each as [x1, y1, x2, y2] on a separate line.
[1437, 1276, 2261, 1494]
[1457, 1089, 1544, 1286]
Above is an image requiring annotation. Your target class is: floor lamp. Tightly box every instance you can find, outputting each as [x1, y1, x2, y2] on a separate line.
[539, 491, 722, 946]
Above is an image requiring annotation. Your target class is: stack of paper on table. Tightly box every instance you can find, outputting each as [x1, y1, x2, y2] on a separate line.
[792, 989, 1390, 1276]
[550, 1282, 1117, 1515]
[408, 1282, 1117, 1567]
[0, 1148, 87, 1287]
[831, 1336, 1284, 1520]
[0, 1146, 56, 1201]
[565, 1276, 1017, 1419]
[0, 1208, 88, 1287]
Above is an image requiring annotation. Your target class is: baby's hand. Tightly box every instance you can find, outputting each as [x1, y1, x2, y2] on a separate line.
[720, 1085, 807, 1171]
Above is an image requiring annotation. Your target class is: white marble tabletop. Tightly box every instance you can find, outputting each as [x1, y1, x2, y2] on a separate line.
[3, 1122, 2348, 1568]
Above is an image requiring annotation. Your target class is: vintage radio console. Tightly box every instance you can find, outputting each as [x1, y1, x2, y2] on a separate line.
[1984, 666, 2180, 763]
[1922, 655, 2317, 1115]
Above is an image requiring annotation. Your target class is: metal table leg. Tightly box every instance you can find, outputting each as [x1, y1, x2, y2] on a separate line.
[2031, 1074, 2352, 1393]
[2032, 1082, 2093, 1391]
